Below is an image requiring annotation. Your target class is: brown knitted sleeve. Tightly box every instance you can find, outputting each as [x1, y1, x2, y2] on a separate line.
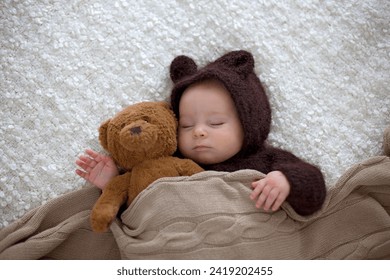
[266, 147, 327, 216]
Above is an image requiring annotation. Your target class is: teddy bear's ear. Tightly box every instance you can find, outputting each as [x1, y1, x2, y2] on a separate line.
[218, 50, 255, 77]
[170, 55, 197, 83]
[98, 119, 110, 150]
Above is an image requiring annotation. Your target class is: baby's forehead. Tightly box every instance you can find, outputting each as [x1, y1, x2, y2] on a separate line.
[185, 78, 227, 91]
[181, 81, 232, 103]
[178, 78, 238, 118]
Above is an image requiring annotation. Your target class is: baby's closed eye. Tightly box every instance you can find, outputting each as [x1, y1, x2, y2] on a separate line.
[210, 122, 225, 127]
[180, 125, 193, 129]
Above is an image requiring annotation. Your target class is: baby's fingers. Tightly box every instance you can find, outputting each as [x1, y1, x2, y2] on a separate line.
[75, 168, 88, 179]
[262, 189, 279, 211]
[75, 159, 86, 171]
[250, 179, 266, 200]
[271, 193, 288, 212]
[254, 185, 273, 210]
[271, 200, 283, 212]
[76, 157, 96, 171]
[85, 149, 101, 160]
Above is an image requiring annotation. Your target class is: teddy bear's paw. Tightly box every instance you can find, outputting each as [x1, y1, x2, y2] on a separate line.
[90, 204, 118, 232]
[91, 219, 110, 233]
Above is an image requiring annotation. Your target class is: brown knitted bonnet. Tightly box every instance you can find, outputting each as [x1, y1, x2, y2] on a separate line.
[170, 50, 272, 155]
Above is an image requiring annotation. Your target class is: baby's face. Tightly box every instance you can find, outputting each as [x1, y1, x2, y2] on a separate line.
[178, 79, 244, 165]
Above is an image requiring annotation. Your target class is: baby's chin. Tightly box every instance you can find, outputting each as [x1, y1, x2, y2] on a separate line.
[180, 153, 214, 165]
[190, 155, 227, 166]
[180, 148, 232, 165]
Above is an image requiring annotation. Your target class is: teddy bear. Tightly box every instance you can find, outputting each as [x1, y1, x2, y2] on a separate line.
[90, 101, 204, 232]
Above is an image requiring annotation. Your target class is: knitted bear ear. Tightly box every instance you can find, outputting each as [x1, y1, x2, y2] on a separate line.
[218, 50, 255, 77]
[170, 55, 198, 83]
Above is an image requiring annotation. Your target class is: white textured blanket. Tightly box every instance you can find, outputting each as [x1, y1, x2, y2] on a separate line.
[1, 0, 389, 229]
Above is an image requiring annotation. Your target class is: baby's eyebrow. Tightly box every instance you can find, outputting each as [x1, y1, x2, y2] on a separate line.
[178, 114, 192, 120]
[208, 113, 229, 118]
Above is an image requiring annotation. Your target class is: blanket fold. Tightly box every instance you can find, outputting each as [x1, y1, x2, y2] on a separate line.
[1, 156, 389, 259]
[0, 186, 120, 259]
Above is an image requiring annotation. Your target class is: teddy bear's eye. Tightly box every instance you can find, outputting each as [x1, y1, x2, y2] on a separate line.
[142, 116, 151, 123]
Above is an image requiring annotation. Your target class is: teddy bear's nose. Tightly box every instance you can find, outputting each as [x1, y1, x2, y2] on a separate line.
[130, 126, 142, 135]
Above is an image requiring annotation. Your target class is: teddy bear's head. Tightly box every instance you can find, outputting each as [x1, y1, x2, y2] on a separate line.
[98, 101, 177, 170]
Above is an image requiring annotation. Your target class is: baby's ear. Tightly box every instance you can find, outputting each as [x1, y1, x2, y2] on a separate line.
[219, 50, 255, 77]
[98, 119, 110, 150]
[170, 55, 197, 83]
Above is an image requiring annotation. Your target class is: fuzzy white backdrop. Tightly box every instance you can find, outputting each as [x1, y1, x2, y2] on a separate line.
[1, 0, 389, 229]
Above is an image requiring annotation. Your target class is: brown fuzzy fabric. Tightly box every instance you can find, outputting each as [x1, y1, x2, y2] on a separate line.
[170, 50, 326, 215]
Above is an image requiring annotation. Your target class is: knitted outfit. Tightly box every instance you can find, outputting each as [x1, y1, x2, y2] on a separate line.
[170, 50, 326, 216]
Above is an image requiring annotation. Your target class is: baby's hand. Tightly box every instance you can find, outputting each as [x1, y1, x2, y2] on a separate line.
[76, 149, 119, 190]
[250, 171, 290, 212]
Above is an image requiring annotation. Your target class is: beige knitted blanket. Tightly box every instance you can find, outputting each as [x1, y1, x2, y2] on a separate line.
[0, 156, 389, 260]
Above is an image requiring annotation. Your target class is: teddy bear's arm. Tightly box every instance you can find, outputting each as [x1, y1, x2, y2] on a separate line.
[90, 172, 132, 232]
[172, 157, 204, 176]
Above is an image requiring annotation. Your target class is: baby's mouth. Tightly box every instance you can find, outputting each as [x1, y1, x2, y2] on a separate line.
[193, 145, 210, 151]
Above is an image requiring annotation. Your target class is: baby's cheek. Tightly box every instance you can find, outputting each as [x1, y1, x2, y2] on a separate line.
[178, 136, 190, 153]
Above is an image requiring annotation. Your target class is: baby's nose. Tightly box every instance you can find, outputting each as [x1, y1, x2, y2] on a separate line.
[193, 126, 207, 137]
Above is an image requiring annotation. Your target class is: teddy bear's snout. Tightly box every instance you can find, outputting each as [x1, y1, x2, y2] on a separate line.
[130, 126, 142, 135]
[119, 120, 158, 152]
